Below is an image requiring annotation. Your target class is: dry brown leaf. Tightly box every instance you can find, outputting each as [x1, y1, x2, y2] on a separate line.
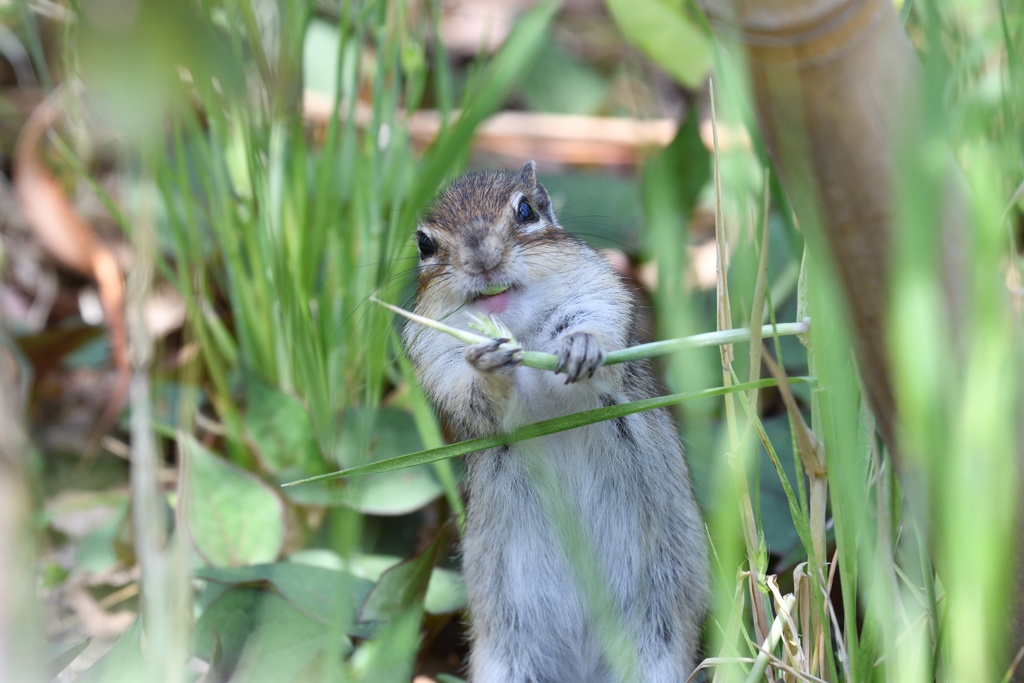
[13, 93, 128, 449]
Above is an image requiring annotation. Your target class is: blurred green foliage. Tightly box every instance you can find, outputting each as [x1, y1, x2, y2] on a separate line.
[4, 0, 1022, 681]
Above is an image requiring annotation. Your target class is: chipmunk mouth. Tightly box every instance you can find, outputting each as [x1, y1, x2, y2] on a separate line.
[478, 284, 512, 297]
[471, 283, 517, 314]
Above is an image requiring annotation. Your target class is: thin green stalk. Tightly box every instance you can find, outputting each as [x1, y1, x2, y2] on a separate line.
[744, 594, 798, 683]
[373, 297, 810, 372]
[708, 79, 772, 663]
[127, 161, 186, 683]
[284, 376, 810, 486]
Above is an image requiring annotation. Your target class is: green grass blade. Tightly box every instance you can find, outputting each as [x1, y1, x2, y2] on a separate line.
[284, 376, 810, 486]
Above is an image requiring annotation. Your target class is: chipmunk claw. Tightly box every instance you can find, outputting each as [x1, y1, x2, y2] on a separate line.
[555, 332, 605, 384]
[465, 338, 522, 374]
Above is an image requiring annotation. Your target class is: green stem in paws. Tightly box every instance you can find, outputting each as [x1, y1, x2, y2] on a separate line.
[371, 296, 811, 371]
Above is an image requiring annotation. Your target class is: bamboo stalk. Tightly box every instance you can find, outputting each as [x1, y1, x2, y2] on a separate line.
[702, 0, 919, 459]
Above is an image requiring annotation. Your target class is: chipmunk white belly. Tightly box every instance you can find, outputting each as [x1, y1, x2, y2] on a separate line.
[463, 426, 650, 681]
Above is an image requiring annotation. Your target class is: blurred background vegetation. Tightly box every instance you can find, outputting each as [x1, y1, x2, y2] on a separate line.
[0, 0, 1021, 681]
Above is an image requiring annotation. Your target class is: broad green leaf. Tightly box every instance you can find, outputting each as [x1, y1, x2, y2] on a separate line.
[341, 466, 443, 515]
[191, 588, 260, 674]
[347, 554, 466, 617]
[191, 587, 343, 683]
[194, 562, 373, 630]
[290, 408, 445, 514]
[359, 526, 450, 623]
[604, 0, 711, 88]
[76, 617, 144, 683]
[181, 436, 285, 566]
[341, 409, 442, 515]
[348, 610, 421, 683]
[275, 478, 347, 508]
[520, 41, 608, 115]
[423, 566, 468, 615]
[75, 502, 129, 574]
[244, 374, 321, 474]
[346, 532, 452, 683]
[286, 548, 345, 570]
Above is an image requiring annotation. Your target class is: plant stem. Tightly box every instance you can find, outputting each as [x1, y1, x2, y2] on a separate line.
[371, 297, 810, 371]
[744, 594, 798, 683]
[284, 376, 811, 486]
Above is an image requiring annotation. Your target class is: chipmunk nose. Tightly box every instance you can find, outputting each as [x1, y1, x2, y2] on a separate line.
[460, 224, 505, 276]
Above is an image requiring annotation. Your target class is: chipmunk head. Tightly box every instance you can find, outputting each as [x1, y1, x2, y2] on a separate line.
[414, 161, 571, 317]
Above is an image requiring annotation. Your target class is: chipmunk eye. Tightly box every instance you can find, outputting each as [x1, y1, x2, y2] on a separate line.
[416, 231, 438, 259]
[516, 198, 537, 223]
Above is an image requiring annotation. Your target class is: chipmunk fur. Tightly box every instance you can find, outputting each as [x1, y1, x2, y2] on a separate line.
[403, 161, 708, 683]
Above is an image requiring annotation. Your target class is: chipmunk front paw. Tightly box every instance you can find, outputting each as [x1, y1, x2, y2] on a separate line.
[465, 338, 522, 375]
[555, 332, 605, 383]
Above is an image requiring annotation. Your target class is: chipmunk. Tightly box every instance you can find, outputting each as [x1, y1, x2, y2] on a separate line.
[403, 162, 708, 683]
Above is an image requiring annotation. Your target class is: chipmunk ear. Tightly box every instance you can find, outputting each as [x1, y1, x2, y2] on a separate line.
[516, 161, 538, 188]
